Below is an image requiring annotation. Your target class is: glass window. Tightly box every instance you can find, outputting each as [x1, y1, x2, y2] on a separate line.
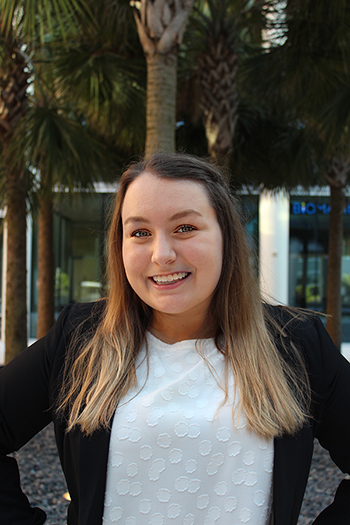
[289, 195, 350, 341]
[29, 193, 111, 338]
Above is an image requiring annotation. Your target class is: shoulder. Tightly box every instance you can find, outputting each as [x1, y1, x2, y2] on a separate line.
[60, 299, 106, 321]
[38, 300, 107, 366]
[263, 303, 326, 346]
[53, 299, 107, 337]
[263, 303, 349, 391]
[263, 303, 331, 376]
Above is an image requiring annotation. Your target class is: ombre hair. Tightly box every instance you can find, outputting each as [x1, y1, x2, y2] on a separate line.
[59, 153, 310, 438]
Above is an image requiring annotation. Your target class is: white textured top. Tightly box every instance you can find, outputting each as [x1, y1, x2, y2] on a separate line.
[103, 333, 273, 525]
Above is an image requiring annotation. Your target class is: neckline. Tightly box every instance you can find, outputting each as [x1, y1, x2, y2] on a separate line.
[145, 330, 215, 351]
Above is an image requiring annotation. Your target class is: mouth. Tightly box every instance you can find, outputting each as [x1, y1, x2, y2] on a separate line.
[151, 272, 190, 285]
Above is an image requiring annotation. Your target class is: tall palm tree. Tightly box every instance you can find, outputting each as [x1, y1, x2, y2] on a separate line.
[29, 25, 138, 338]
[132, 0, 194, 156]
[241, 0, 350, 347]
[0, 0, 97, 360]
[0, 30, 31, 363]
[35, 2, 147, 338]
[324, 154, 350, 345]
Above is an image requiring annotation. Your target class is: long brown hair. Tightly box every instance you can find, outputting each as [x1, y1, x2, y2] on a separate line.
[58, 153, 310, 438]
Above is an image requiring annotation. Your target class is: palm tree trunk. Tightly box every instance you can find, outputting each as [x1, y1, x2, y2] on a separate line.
[36, 193, 55, 339]
[199, 49, 239, 171]
[326, 184, 345, 348]
[4, 161, 27, 363]
[133, 0, 194, 157]
[145, 52, 177, 156]
[0, 46, 30, 362]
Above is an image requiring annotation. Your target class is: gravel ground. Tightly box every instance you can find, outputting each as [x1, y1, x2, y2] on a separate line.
[11, 423, 348, 524]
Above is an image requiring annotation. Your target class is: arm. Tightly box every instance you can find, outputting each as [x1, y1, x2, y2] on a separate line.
[0, 303, 75, 524]
[304, 317, 350, 524]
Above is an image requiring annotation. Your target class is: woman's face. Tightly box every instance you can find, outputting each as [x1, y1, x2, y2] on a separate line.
[121, 172, 223, 327]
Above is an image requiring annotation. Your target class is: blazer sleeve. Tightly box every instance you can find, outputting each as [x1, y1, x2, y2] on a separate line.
[301, 316, 350, 524]
[0, 302, 77, 524]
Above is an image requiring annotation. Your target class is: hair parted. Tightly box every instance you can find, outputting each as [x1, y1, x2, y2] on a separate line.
[58, 153, 310, 438]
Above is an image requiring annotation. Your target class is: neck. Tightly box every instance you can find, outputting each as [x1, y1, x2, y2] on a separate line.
[148, 311, 217, 345]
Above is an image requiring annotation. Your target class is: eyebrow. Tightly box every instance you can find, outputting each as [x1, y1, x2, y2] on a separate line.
[123, 209, 203, 226]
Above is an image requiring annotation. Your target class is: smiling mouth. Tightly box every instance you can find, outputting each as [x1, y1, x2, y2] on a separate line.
[152, 272, 190, 284]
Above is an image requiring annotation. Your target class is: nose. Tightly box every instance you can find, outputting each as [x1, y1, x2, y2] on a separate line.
[151, 234, 176, 266]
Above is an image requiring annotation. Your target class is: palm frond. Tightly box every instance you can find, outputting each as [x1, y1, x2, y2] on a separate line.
[242, 0, 350, 115]
[231, 103, 323, 190]
[0, 0, 94, 45]
[8, 103, 111, 194]
[51, 46, 146, 146]
[319, 84, 350, 145]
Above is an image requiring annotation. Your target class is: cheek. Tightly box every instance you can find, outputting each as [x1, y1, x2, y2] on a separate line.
[189, 246, 222, 288]
[197, 234, 223, 272]
[122, 243, 133, 281]
[121, 242, 129, 274]
[122, 244, 148, 281]
[206, 238, 223, 284]
[209, 253, 223, 284]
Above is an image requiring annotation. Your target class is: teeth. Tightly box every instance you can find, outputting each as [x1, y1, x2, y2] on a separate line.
[152, 272, 189, 284]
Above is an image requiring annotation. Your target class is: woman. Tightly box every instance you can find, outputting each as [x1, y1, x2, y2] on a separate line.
[0, 153, 349, 525]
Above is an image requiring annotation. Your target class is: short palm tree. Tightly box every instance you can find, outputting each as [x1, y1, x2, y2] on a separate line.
[10, 97, 111, 338]
[180, 0, 264, 169]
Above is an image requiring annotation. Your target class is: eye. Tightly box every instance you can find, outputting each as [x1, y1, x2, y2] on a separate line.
[176, 224, 196, 233]
[131, 230, 150, 238]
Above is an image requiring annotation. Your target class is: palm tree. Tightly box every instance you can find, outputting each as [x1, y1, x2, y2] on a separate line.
[324, 153, 350, 346]
[10, 101, 111, 338]
[179, 0, 264, 169]
[0, 29, 31, 362]
[241, 0, 350, 347]
[33, 2, 147, 338]
[132, 0, 194, 156]
[0, 0, 100, 360]
[51, 0, 147, 151]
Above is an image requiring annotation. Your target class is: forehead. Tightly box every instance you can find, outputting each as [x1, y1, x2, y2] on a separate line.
[121, 172, 213, 217]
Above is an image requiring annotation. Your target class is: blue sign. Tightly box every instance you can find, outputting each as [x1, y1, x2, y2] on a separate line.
[291, 201, 350, 215]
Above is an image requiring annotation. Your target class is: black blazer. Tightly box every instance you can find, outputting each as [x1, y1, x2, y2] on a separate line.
[0, 302, 350, 525]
